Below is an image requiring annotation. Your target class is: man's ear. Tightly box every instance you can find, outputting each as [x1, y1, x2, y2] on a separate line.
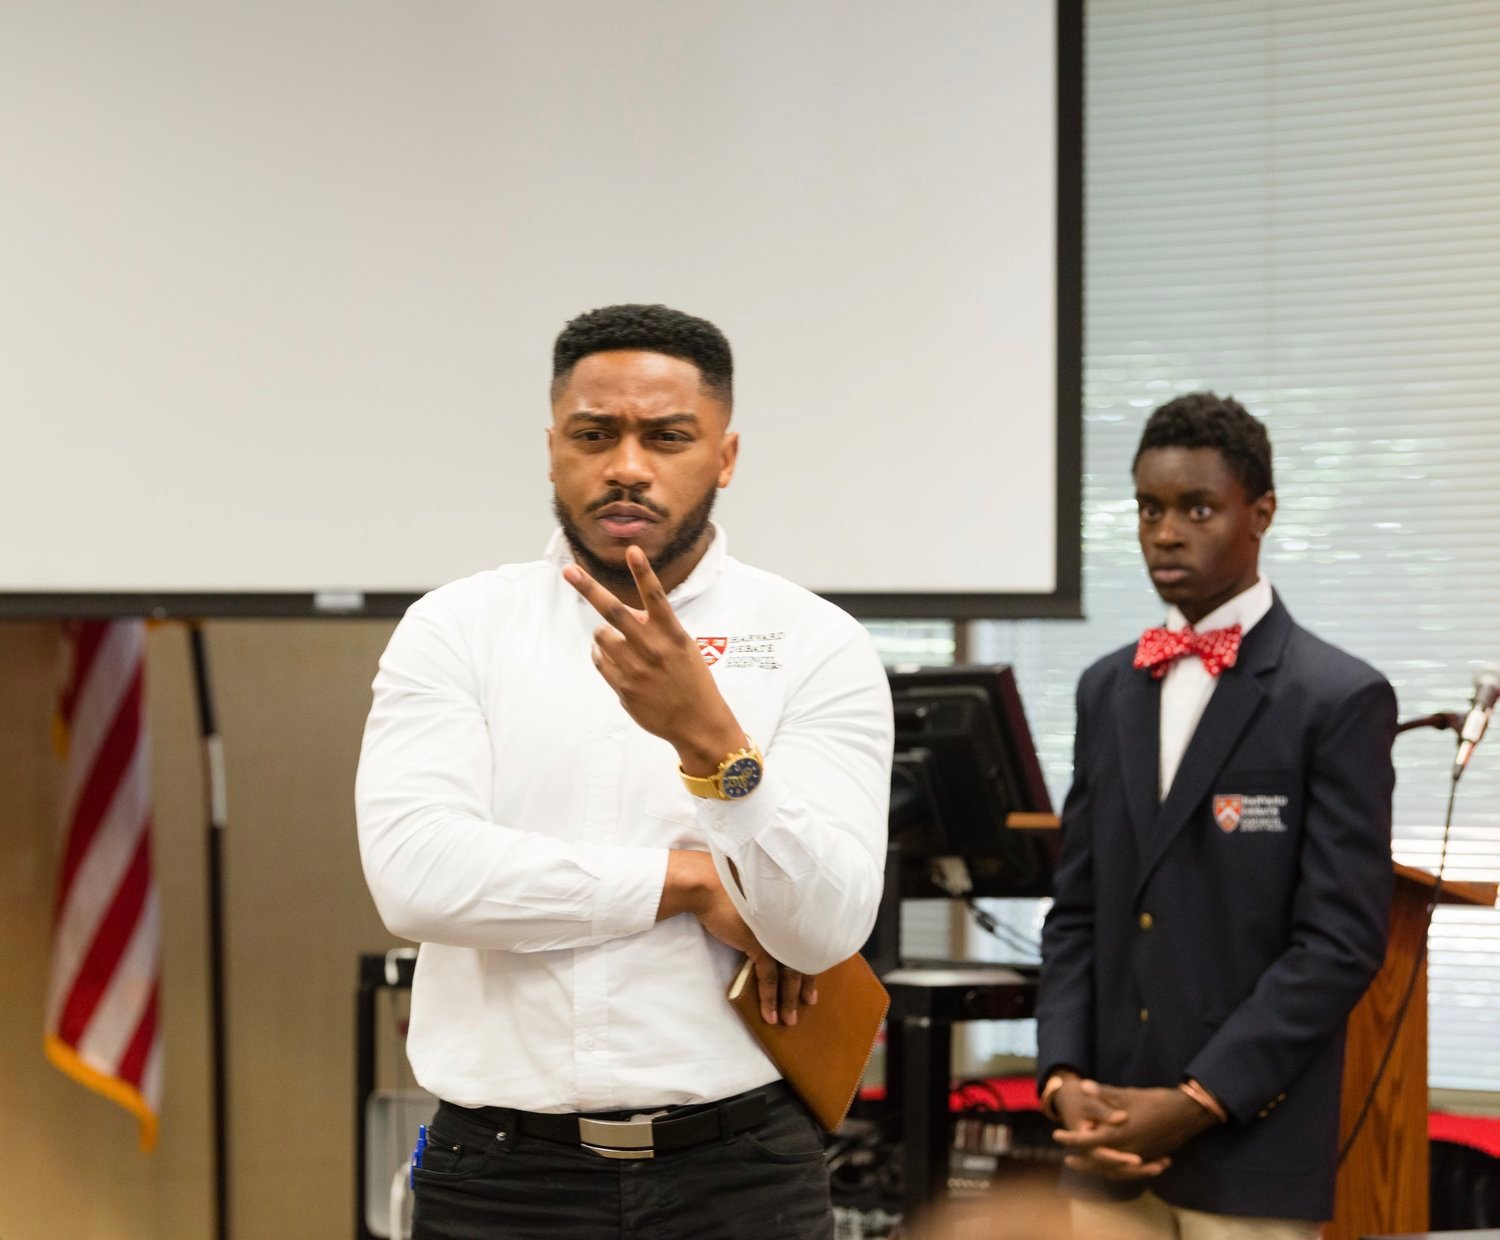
[545, 425, 555, 483]
[1253, 490, 1277, 539]
[717, 430, 740, 489]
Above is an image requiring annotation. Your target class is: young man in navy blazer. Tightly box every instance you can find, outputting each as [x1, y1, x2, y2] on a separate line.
[1036, 393, 1396, 1238]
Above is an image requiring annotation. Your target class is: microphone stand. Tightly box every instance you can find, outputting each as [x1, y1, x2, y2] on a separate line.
[1395, 711, 1464, 736]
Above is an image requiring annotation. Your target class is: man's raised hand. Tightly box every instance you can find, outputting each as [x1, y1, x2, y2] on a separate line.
[563, 546, 742, 767]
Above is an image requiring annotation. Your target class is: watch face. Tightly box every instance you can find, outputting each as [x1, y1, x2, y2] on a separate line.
[721, 755, 763, 799]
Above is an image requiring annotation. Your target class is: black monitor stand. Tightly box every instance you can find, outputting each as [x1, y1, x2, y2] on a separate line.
[861, 841, 1048, 1225]
[866, 665, 1060, 1226]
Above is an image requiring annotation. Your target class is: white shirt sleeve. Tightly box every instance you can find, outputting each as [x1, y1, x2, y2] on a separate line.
[695, 622, 893, 975]
[355, 593, 668, 952]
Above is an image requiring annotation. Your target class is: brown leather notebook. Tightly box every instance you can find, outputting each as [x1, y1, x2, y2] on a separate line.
[726, 953, 890, 1132]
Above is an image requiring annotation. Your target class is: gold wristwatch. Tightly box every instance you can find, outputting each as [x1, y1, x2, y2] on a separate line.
[679, 738, 765, 801]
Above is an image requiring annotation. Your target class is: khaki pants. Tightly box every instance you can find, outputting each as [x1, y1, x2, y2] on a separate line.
[1072, 1192, 1321, 1240]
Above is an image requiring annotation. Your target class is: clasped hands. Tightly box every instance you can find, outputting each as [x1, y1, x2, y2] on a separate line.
[1050, 1074, 1221, 1180]
[563, 546, 815, 1028]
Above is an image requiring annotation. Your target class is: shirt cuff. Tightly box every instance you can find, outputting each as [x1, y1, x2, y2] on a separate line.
[586, 845, 670, 940]
[1181, 1054, 1248, 1124]
[692, 769, 785, 854]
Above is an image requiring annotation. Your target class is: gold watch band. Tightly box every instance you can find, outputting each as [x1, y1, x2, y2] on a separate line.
[678, 766, 725, 799]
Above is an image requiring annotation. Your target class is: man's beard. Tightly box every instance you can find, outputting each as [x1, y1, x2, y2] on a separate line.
[553, 483, 719, 595]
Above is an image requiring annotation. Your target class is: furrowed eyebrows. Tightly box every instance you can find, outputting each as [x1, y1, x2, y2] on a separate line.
[1135, 488, 1221, 504]
[563, 411, 701, 429]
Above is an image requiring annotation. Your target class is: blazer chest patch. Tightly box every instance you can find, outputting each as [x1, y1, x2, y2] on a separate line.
[1213, 792, 1289, 834]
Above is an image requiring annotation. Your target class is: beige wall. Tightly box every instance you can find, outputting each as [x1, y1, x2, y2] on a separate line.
[0, 619, 404, 1240]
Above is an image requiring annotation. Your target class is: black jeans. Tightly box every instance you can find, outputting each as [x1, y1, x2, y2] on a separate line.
[410, 1082, 834, 1240]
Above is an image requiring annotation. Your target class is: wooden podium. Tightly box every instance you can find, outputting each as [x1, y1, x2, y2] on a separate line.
[1329, 862, 1498, 1240]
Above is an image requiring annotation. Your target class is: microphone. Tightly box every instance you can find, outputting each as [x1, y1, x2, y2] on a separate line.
[1453, 664, 1500, 778]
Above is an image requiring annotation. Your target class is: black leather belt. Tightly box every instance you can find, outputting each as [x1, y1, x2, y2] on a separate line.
[440, 1085, 775, 1161]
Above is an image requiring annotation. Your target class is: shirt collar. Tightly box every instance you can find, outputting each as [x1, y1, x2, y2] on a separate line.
[545, 522, 728, 610]
[1166, 575, 1273, 635]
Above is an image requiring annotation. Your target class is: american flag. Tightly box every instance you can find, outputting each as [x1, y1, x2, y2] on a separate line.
[45, 620, 161, 1150]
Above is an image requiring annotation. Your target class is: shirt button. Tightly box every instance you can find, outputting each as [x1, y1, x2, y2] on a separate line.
[1139, 1008, 1150, 1023]
[583, 1038, 596, 1050]
[1138, 913, 1154, 931]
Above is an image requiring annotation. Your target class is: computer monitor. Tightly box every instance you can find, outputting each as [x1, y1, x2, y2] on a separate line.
[886, 664, 1057, 899]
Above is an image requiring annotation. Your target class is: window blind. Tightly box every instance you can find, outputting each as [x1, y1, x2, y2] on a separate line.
[871, 0, 1500, 1088]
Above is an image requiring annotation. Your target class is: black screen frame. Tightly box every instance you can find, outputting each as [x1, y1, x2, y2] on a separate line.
[0, 0, 1084, 623]
[887, 663, 1058, 899]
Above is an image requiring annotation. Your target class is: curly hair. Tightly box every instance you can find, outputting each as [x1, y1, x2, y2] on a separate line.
[1133, 391, 1274, 498]
[551, 304, 733, 409]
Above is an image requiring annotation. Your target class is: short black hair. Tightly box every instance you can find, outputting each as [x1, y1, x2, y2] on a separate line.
[1132, 391, 1274, 498]
[551, 303, 733, 409]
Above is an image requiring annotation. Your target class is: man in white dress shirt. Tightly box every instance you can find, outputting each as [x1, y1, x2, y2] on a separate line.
[356, 304, 893, 1239]
[1036, 393, 1395, 1238]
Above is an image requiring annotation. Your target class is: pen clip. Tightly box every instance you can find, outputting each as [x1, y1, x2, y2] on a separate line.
[409, 1123, 427, 1188]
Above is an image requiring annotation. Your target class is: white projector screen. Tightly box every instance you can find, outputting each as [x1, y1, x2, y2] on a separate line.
[0, 0, 1080, 619]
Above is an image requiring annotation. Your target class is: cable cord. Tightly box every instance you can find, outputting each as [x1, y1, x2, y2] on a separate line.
[963, 896, 1041, 961]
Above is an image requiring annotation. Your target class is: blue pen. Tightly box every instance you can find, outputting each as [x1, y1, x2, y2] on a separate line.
[410, 1123, 427, 1188]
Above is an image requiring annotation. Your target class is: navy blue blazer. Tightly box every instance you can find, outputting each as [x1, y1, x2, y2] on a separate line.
[1036, 594, 1396, 1220]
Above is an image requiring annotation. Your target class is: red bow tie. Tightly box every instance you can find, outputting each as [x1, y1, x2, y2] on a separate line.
[1134, 624, 1243, 680]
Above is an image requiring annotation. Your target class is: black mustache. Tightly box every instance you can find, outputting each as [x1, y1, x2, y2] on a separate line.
[586, 489, 669, 519]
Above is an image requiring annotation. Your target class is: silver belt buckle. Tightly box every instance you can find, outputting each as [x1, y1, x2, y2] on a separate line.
[579, 1116, 656, 1160]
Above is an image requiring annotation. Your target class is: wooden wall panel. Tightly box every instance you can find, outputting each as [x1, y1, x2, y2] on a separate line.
[0, 620, 403, 1240]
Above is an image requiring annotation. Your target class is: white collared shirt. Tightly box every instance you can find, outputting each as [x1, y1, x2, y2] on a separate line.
[355, 525, 893, 1112]
[1158, 577, 1274, 799]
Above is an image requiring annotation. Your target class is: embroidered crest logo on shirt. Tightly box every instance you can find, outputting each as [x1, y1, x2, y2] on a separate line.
[1213, 793, 1290, 834]
[697, 632, 786, 670]
[1134, 624, 1243, 679]
[1213, 795, 1243, 833]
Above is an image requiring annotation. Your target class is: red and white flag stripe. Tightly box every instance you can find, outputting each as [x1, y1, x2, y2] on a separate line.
[45, 620, 161, 1150]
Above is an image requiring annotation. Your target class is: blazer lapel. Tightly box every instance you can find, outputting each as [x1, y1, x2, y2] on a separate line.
[1135, 595, 1293, 893]
[1113, 659, 1161, 855]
